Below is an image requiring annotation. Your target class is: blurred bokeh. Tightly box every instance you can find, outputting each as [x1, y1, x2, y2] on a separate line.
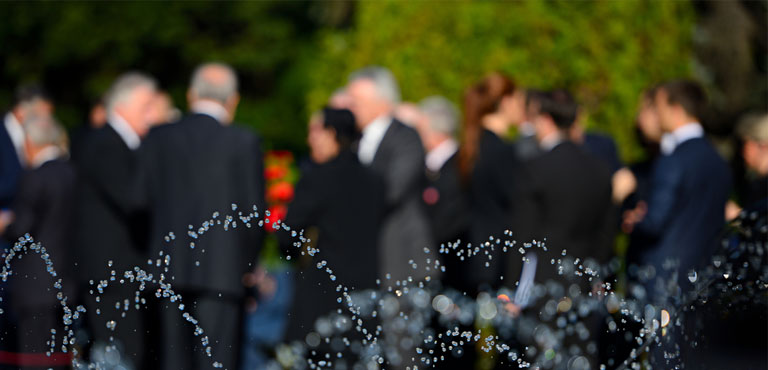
[0, 0, 765, 160]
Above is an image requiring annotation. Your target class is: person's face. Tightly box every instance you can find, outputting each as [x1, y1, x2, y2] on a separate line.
[637, 98, 662, 143]
[653, 89, 679, 133]
[743, 139, 768, 174]
[115, 85, 156, 137]
[499, 90, 526, 126]
[533, 112, 557, 143]
[146, 93, 173, 126]
[308, 124, 339, 164]
[346, 79, 390, 129]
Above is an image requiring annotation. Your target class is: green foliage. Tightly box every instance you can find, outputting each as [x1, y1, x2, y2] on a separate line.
[0, 1, 316, 152]
[307, 0, 696, 162]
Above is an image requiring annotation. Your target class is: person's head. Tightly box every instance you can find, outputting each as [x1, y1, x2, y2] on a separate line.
[533, 89, 578, 143]
[654, 80, 706, 133]
[309, 107, 358, 164]
[346, 66, 400, 129]
[12, 84, 53, 124]
[22, 114, 66, 162]
[636, 86, 663, 144]
[188, 62, 240, 124]
[737, 113, 768, 176]
[104, 72, 158, 137]
[147, 91, 179, 126]
[458, 72, 517, 180]
[418, 96, 459, 152]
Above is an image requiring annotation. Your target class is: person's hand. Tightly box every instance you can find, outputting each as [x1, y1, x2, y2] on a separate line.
[0, 210, 14, 236]
[242, 266, 278, 301]
[725, 200, 742, 221]
[622, 201, 647, 233]
[612, 167, 637, 204]
[503, 302, 522, 317]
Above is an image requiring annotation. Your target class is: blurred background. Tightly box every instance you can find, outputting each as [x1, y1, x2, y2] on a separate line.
[0, 0, 765, 161]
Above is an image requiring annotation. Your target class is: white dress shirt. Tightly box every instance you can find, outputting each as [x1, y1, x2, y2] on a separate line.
[660, 122, 704, 156]
[357, 115, 392, 165]
[426, 138, 458, 173]
[191, 100, 230, 124]
[4, 112, 26, 165]
[107, 112, 141, 150]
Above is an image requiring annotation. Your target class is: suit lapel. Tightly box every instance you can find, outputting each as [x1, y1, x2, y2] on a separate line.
[371, 118, 397, 169]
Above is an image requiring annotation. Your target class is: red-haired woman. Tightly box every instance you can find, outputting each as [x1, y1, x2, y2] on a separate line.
[457, 72, 527, 294]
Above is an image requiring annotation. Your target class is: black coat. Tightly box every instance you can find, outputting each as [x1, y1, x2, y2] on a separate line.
[368, 119, 435, 282]
[138, 113, 265, 296]
[279, 151, 384, 341]
[422, 152, 471, 290]
[516, 141, 614, 283]
[466, 130, 521, 291]
[72, 124, 147, 283]
[3, 159, 76, 309]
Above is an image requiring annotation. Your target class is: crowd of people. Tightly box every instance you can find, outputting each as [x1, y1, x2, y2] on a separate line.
[0, 62, 765, 370]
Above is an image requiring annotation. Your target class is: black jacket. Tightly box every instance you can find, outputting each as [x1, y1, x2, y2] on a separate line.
[72, 124, 147, 283]
[279, 151, 384, 340]
[516, 140, 614, 284]
[4, 159, 76, 308]
[138, 113, 265, 296]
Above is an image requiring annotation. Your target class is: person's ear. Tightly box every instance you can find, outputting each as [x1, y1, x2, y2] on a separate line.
[186, 89, 195, 107]
[227, 93, 240, 118]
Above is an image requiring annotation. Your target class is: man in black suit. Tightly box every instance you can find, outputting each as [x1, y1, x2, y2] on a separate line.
[518, 90, 614, 280]
[278, 108, 384, 367]
[0, 115, 74, 369]
[72, 72, 157, 368]
[138, 63, 265, 370]
[414, 96, 469, 289]
[513, 90, 614, 369]
[0, 85, 53, 210]
[346, 67, 434, 369]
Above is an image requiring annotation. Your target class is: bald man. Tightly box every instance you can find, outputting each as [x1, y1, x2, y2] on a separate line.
[138, 63, 265, 370]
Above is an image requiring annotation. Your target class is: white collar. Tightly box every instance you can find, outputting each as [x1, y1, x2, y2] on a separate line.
[519, 122, 536, 137]
[191, 100, 230, 124]
[30, 146, 64, 169]
[4, 112, 26, 165]
[357, 115, 392, 165]
[426, 138, 458, 173]
[107, 111, 141, 150]
[661, 122, 704, 156]
[539, 132, 564, 152]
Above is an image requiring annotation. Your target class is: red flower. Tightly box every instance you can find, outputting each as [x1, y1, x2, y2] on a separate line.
[265, 204, 288, 233]
[265, 165, 288, 181]
[267, 181, 294, 203]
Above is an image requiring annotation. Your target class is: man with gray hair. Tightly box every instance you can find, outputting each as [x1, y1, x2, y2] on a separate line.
[72, 71, 158, 369]
[138, 62, 265, 370]
[416, 96, 471, 291]
[346, 67, 434, 369]
[0, 114, 76, 367]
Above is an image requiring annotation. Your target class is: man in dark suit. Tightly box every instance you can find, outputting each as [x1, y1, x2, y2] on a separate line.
[625, 80, 731, 297]
[414, 96, 469, 289]
[72, 72, 157, 369]
[138, 63, 265, 370]
[278, 108, 384, 367]
[346, 67, 434, 369]
[1, 85, 53, 209]
[513, 90, 614, 369]
[0, 115, 74, 369]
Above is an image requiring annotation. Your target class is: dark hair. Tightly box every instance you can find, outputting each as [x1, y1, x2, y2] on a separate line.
[322, 107, 358, 151]
[538, 89, 578, 130]
[13, 83, 51, 107]
[525, 89, 545, 111]
[459, 72, 516, 181]
[657, 79, 706, 120]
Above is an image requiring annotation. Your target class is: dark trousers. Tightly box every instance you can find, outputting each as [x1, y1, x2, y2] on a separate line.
[83, 284, 158, 369]
[160, 290, 243, 370]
